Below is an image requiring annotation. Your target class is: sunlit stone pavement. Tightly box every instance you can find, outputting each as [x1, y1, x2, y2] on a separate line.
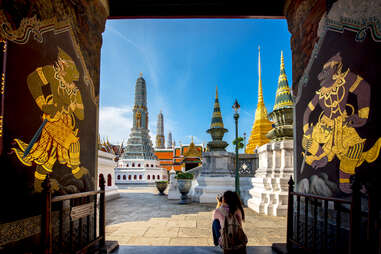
[106, 185, 286, 251]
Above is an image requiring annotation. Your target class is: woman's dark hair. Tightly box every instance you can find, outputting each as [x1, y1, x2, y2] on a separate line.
[223, 191, 245, 221]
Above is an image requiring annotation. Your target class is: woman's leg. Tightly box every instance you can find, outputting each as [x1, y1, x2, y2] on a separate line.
[212, 219, 221, 246]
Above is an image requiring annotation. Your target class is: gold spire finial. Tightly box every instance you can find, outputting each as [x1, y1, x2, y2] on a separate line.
[139, 72, 143, 77]
[245, 45, 272, 154]
[258, 46, 263, 103]
[216, 86, 218, 99]
[280, 51, 285, 70]
[191, 136, 194, 143]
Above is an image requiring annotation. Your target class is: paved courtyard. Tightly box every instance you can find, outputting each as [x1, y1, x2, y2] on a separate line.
[106, 186, 286, 248]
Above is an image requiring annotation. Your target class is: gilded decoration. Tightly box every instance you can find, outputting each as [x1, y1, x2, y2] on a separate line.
[0, 13, 96, 104]
[136, 111, 142, 128]
[246, 46, 273, 153]
[184, 138, 202, 158]
[0, 40, 6, 155]
[0, 15, 97, 198]
[11, 47, 88, 192]
[326, 17, 381, 42]
[302, 53, 381, 194]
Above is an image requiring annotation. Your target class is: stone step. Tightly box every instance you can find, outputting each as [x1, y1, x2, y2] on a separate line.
[111, 245, 277, 254]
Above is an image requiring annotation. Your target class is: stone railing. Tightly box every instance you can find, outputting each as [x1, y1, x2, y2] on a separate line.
[228, 153, 258, 177]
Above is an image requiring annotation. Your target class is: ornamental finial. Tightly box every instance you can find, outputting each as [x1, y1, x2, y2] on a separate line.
[281, 51, 285, 70]
[216, 86, 218, 99]
[258, 45, 263, 103]
[139, 72, 143, 77]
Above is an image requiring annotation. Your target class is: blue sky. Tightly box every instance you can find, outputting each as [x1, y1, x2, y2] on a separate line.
[99, 19, 292, 152]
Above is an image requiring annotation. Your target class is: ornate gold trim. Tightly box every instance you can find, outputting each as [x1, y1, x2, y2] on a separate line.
[349, 75, 363, 93]
[358, 107, 369, 119]
[34, 171, 47, 180]
[323, 60, 339, 69]
[36, 67, 48, 85]
[339, 178, 350, 183]
[0, 116, 3, 137]
[72, 167, 80, 175]
[303, 124, 309, 133]
[1, 72, 4, 95]
[308, 102, 315, 111]
[35, 96, 46, 109]
[0, 13, 97, 104]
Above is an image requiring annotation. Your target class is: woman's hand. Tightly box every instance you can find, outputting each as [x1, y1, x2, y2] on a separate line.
[216, 197, 222, 208]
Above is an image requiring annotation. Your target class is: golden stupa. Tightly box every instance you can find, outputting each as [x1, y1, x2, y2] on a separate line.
[245, 46, 273, 154]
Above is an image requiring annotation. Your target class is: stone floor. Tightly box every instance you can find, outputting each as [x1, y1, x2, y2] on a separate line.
[106, 185, 286, 252]
[111, 246, 276, 254]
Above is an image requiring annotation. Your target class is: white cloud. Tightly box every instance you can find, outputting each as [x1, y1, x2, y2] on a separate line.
[99, 106, 132, 144]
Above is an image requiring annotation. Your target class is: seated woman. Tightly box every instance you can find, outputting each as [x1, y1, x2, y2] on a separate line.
[212, 191, 246, 253]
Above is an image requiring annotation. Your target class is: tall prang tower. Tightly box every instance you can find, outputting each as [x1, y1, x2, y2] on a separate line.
[167, 132, 173, 149]
[155, 110, 165, 149]
[122, 73, 156, 159]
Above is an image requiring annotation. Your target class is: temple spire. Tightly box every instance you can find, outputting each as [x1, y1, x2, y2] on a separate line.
[245, 46, 273, 154]
[280, 51, 285, 70]
[167, 131, 173, 149]
[123, 74, 156, 160]
[156, 111, 165, 149]
[266, 51, 294, 141]
[258, 46, 264, 104]
[273, 51, 293, 111]
[210, 86, 224, 129]
[207, 86, 228, 151]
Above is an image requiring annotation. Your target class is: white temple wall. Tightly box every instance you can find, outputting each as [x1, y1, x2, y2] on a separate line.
[97, 150, 120, 201]
[115, 166, 167, 184]
[247, 140, 293, 216]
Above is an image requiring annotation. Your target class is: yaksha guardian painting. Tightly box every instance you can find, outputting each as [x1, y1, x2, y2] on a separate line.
[0, 15, 97, 215]
[295, 18, 381, 197]
[302, 53, 381, 194]
[11, 47, 88, 192]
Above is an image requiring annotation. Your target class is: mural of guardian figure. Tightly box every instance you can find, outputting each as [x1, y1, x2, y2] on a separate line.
[302, 53, 381, 194]
[11, 47, 88, 192]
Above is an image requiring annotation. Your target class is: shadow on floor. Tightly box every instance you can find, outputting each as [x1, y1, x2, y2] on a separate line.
[111, 245, 276, 254]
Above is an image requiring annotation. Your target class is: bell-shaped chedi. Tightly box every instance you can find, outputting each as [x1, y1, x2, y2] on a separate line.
[206, 86, 229, 151]
[245, 46, 273, 154]
[266, 51, 294, 141]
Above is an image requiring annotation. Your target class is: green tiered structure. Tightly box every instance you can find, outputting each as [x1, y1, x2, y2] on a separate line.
[266, 51, 294, 141]
[207, 86, 228, 151]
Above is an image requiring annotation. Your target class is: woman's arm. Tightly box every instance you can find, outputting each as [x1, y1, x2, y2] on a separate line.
[235, 209, 243, 226]
[213, 207, 227, 228]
